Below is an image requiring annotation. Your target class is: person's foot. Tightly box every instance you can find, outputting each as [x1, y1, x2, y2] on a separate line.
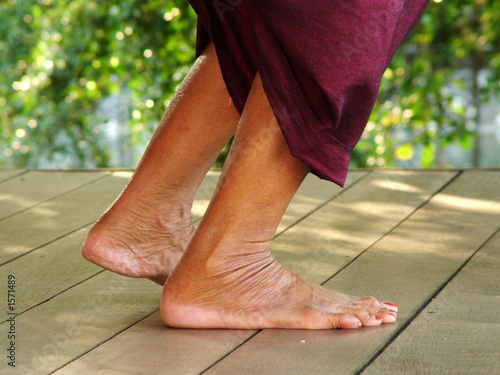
[81, 42, 240, 285]
[161, 252, 398, 329]
[82, 194, 195, 285]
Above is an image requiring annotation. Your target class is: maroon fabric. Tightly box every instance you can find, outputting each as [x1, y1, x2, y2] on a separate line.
[189, 0, 429, 186]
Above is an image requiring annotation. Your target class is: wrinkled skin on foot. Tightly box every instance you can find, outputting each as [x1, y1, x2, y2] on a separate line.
[161, 253, 398, 329]
[82, 199, 195, 285]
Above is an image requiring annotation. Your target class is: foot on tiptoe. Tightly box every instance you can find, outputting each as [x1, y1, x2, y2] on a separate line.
[82, 197, 195, 285]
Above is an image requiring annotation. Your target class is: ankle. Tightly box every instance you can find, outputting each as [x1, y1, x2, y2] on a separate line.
[107, 186, 192, 223]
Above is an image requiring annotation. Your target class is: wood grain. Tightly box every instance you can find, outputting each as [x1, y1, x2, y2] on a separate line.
[0, 172, 132, 265]
[273, 170, 457, 284]
[276, 171, 366, 234]
[53, 171, 456, 375]
[0, 227, 101, 322]
[53, 312, 255, 375]
[2, 170, 498, 375]
[0, 172, 221, 321]
[49, 172, 366, 374]
[0, 170, 107, 220]
[0, 271, 160, 374]
[204, 171, 499, 374]
[0, 169, 26, 183]
[0, 170, 360, 374]
[362, 230, 500, 375]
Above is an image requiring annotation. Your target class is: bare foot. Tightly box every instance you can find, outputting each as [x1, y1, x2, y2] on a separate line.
[161, 253, 398, 329]
[159, 72, 399, 329]
[82, 196, 195, 285]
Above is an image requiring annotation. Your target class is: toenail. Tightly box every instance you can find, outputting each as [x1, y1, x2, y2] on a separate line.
[383, 302, 399, 308]
[357, 321, 362, 328]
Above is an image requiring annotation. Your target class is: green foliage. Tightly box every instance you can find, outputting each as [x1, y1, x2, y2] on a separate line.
[0, 0, 498, 169]
[0, 0, 196, 167]
[352, 0, 499, 168]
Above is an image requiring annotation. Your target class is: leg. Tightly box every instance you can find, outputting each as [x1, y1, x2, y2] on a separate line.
[161, 74, 398, 329]
[82, 43, 240, 285]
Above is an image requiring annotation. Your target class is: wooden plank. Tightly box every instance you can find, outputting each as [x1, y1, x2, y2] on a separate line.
[191, 171, 367, 231]
[0, 170, 107, 220]
[0, 271, 160, 374]
[191, 171, 221, 221]
[272, 170, 457, 284]
[0, 227, 100, 322]
[0, 169, 333, 316]
[0, 169, 26, 183]
[277, 171, 366, 234]
[53, 312, 253, 375]
[0, 172, 133, 265]
[0, 171, 222, 320]
[48, 171, 365, 374]
[0, 171, 226, 265]
[0, 171, 361, 374]
[53, 171, 456, 374]
[204, 171, 499, 374]
[362, 230, 500, 375]
[0, 169, 349, 265]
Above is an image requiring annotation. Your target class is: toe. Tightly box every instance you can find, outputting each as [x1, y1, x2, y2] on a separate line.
[381, 301, 399, 314]
[354, 309, 384, 327]
[326, 313, 362, 329]
[357, 296, 381, 308]
[377, 308, 398, 324]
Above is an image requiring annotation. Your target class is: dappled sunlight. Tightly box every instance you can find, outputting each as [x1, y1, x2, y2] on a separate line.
[278, 194, 332, 232]
[370, 224, 479, 257]
[191, 201, 210, 220]
[272, 171, 500, 286]
[0, 193, 13, 202]
[0, 171, 110, 220]
[0, 194, 39, 219]
[29, 204, 59, 218]
[372, 178, 426, 194]
[0, 193, 36, 207]
[363, 204, 498, 260]
[191, 173, 219, 220]
[3, 169, 498, 373]
[273, 225, 371, 258]
[432, 193, 500, 214]
[110, 171, 133, 179]
[0, 244, 31, 256]
[293, 193, 328, 205]
[272, 203, 392, 282]
[348, 199, 411, 217]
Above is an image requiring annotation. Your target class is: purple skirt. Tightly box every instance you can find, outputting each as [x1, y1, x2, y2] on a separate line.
[188, 0, 429, 186]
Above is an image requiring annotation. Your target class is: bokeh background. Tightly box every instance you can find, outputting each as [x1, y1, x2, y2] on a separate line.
[1, 0, 499, 170]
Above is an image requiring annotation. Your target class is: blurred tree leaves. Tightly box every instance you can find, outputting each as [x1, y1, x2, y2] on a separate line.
[0, 0, 498, 169]
[0, 0, 196, 167]
[353, 0, 499, 168]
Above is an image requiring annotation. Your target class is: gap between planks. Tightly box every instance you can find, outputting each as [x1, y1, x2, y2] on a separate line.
[202, 170, 499, 374]
[0, 170, 109, 221]
[362, 229, 500, 375]
[0, 170, 360, 373]
[52, 170, 457, 375]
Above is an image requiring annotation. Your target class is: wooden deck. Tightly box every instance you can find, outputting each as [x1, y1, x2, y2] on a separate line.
[0, 169, 499, 374]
